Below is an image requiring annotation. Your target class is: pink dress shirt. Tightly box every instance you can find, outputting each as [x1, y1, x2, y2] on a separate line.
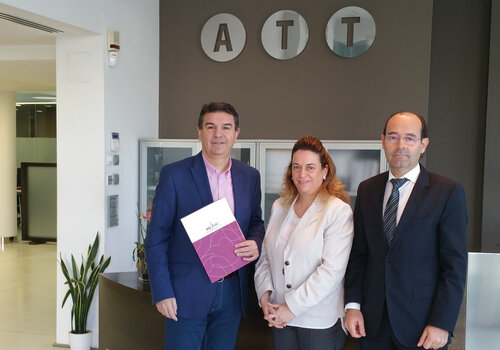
[202, 154, 235, 214]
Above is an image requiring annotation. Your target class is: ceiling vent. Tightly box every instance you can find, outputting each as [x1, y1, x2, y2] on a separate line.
[0, 12, 64, 33]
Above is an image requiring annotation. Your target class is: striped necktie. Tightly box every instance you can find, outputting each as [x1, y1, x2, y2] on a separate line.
[383, 178, 409, 245]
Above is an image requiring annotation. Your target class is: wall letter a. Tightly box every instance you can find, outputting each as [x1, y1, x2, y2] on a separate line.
[214, 23, 233, 52]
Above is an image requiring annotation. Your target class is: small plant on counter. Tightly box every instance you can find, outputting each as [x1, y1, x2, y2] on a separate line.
[133, 198, 152, 281]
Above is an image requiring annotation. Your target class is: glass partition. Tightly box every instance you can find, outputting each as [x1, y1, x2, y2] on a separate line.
[466, 253, 500, 349]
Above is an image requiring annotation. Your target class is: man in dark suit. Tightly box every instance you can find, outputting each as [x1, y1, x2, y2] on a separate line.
[146, 102, 265, 350]
[344, 111, 467, 350]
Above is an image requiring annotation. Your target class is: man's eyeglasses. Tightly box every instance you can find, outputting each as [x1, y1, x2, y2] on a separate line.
[384, 134, 422, 146]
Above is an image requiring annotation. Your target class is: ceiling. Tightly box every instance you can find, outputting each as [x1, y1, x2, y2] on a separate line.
[0, 13, 56, 94]
[0, 4, 93, 100]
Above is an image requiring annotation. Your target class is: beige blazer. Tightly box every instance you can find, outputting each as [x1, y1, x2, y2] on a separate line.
[255, 195, 353, 329]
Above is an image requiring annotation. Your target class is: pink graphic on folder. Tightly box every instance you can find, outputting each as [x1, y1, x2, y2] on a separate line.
[181, 198, 249, 283]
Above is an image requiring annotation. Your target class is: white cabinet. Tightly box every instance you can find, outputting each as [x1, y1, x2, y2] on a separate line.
[139, 139, 386, 226]
[259, 141, 387, 223]
[139, 139, 256, 216]
[139, 140, 198, 216]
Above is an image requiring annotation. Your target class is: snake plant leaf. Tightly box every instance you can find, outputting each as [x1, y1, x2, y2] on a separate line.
[58, 232, 111, 334]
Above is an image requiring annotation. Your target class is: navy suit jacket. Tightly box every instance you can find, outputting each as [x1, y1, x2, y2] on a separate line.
[344, 165, 467, 347]
[145, 152, 265, 320]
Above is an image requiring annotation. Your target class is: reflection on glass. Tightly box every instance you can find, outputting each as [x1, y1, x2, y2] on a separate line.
[264, 148, 290, 223]
[146, 147, 192, 199]
[325, 6, 376, 58]
[231, 148, 251, 165]
[261, 10, 309, 60]
[16, 103, 56, 137]
[327, 149, 380, 206]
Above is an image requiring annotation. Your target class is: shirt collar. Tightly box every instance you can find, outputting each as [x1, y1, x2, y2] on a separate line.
[202, 153, 232, 175]
[388, 163, 420, 184]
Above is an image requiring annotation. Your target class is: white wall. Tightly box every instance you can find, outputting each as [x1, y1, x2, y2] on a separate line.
[56, 34, 106, 346]
[0, 0, 159, 347]
[101, 0, 160, 273]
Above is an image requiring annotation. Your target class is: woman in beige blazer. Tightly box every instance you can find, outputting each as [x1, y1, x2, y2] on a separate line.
[254, 136, 353, 350]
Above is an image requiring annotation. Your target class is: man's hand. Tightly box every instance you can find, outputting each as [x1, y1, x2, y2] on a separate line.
[345, 309, 366, 338]
[417, 325, 449, 349]
[156, 297, 178, 321]
[235, 240, 259, 262]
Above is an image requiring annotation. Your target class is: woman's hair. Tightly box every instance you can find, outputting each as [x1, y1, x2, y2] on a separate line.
[280, 136, 350, 205]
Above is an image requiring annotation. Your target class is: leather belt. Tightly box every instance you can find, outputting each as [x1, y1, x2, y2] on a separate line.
[217, 271, 238, 282]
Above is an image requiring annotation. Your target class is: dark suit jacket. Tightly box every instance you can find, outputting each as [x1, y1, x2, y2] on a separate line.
[145, 152, 265, 320]
[344, 165, 467, 347]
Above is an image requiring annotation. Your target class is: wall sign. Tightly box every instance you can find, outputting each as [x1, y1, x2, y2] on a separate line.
[325, 6, 376, 58]
[201, 13, 246, 62]
[261, 10, 309, 60]
[200, 7, 375, 62]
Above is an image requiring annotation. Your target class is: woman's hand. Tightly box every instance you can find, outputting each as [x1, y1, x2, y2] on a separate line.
[259, 292, 295, 328]
[260, 292, 280, 327]
[270, 303, 295, 328]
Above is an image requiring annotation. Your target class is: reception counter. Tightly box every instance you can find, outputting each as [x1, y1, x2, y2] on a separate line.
[99, 271, 273, 350]
[99, 272, 164, 349]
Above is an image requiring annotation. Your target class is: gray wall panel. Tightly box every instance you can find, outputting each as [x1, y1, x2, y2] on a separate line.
[159, 1, 494, 250]
[427, 0, 491, 250]
[159, 0, 433, 140]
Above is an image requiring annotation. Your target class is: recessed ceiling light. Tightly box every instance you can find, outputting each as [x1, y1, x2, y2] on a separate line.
[33, 96, 56, 100]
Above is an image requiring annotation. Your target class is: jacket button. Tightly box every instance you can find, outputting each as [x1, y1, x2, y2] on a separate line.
[285, 261, 290, 266]
[286, 284, 292, 289]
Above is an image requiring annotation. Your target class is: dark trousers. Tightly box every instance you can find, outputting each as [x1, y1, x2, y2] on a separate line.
[359, 304, 448, 350]
[272, 318, 346, 350]
[164, 275, 242, 350]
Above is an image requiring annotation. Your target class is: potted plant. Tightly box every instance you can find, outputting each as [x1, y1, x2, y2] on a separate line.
[133, 198, 151, 281]
[59, 232, 111, 350]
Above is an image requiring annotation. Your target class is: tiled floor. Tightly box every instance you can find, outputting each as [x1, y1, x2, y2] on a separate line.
[0, 234, 466, 350]
[0, 238, 57, 350]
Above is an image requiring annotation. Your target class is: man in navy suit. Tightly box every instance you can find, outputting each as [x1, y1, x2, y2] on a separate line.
[344, 111, 467, 350]
[146, 102, 265, 350]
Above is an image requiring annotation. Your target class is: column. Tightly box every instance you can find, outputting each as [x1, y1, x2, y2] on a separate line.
[0, 91, 17, 243]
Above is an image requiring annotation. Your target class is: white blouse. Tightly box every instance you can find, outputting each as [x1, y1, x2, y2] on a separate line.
[272, 208, 300, 305]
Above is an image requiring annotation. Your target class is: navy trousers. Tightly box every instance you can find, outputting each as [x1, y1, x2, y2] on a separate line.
[164, 275, 242, 350]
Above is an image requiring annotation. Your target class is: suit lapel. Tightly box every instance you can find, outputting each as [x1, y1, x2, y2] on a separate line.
[391, 166, 430, 247]
[190, 152, 213, 206]
[373, 173, 389, 246]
